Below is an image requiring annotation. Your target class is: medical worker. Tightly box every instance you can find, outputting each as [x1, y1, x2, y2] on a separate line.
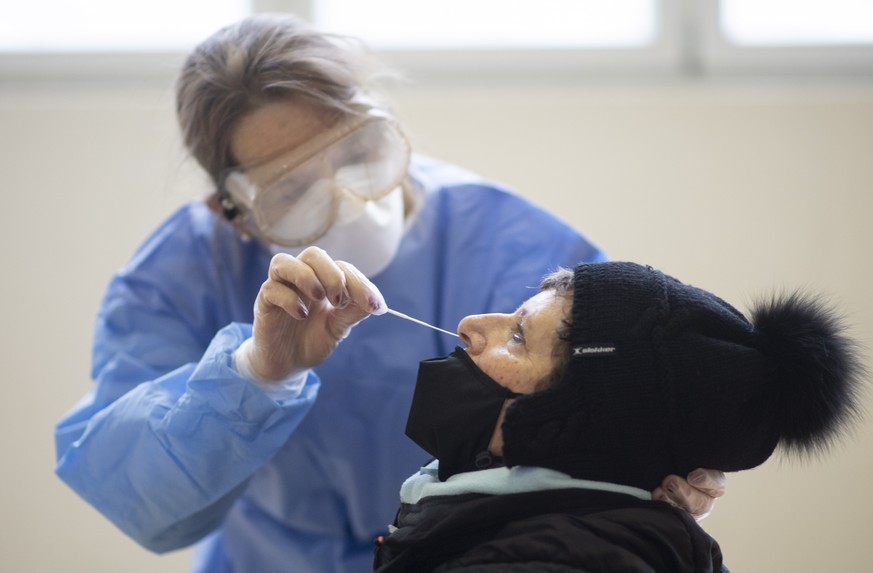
[54, 13, 724, 573]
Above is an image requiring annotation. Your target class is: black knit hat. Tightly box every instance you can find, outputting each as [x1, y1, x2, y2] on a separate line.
[501, 262, 865, 491]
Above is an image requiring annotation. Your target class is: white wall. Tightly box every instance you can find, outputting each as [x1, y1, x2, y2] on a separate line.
[1, 76, 871, 571]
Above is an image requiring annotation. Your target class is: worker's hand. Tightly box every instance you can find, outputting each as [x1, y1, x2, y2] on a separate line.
[652, 469, 726, 521]
[240, 247, 385, 381]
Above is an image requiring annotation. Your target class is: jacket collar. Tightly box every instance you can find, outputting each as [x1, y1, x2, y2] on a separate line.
[400, 460, 650, 505]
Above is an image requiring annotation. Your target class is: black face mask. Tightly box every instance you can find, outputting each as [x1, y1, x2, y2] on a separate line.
[405, 347, 520, 481]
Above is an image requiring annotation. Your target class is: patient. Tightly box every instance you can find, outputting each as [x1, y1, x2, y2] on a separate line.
[374, 261, 865, 572]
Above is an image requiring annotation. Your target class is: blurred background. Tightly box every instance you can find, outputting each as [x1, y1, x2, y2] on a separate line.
[1, 0, 872, 571]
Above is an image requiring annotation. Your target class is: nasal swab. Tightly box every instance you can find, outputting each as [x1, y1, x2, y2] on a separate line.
[383, 308, 459, 338]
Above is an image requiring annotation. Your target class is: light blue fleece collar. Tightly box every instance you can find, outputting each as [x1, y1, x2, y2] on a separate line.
[399, 460, 651, 505]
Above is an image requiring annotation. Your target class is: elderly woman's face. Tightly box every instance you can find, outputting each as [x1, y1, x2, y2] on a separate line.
[458, 289, 570, 457]
[458, 290, 570, 394]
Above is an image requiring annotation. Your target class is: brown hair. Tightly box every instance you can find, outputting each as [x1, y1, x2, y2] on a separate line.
[175, 14, 388, 184]
[535, 267, 575, 391]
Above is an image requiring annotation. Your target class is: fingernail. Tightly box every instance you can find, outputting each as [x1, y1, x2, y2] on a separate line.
[312, 287, 326, 301]
[689, 470, 705, 485]
[297, 302, 309, 319]
[368, 295, 384, 314]
[336, 290, 350, 309]
[665, 481, 676, 494]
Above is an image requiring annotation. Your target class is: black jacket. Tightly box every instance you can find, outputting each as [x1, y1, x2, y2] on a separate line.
[374, 488, 724, 572]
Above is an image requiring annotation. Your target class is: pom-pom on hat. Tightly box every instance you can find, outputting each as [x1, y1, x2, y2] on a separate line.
[501, 262, 865, 491]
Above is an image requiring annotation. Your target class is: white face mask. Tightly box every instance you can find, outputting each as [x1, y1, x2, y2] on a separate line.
[269, 186, 405, 278]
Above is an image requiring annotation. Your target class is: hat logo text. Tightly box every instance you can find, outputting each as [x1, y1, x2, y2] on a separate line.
[573, 345, 617, 357]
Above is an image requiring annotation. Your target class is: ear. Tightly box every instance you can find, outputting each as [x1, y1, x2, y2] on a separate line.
[205, 193, 223, 215]
[204, 193, 254, 241]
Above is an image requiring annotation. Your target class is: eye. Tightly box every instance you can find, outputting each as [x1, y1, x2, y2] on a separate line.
[272, 179, 308, 205]
[344, 150, 371, 165]
[511, 322, 525, 344]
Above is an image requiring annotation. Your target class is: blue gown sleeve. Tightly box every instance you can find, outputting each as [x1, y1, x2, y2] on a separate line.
[54, 206, 319, 553]
[55, 318, 319, 552]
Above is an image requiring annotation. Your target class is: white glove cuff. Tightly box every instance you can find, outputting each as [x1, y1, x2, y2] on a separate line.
[233, 338, 308, 400]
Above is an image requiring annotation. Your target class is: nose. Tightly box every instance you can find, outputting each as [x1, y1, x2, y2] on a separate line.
[458, 313, 506, 355]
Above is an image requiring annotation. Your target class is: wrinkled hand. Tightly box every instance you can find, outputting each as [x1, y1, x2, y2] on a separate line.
[240, 247, 385, 381]
[652, 469, 726, 521]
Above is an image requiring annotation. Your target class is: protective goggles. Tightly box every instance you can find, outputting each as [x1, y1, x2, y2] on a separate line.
[219, 108, 411, 247]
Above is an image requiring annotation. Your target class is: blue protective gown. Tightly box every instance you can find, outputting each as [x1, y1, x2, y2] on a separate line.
[54, 155, 606, 572]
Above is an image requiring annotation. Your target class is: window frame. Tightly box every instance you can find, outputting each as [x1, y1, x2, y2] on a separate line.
[697, 0, 873, 76]
[300, 0, 687, 82]
[1, 0, 871, 86]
